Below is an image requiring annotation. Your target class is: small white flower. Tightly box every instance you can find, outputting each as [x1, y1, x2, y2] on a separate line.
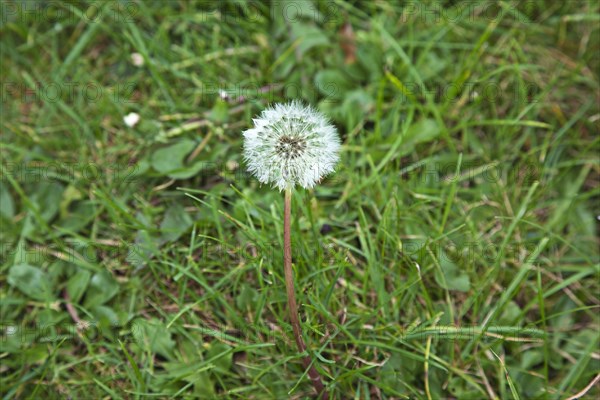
[243, 101, 341, 191]
[218, 89, 229, 99]
[131, 53, 144, 67]
[124, 112, 140, 127]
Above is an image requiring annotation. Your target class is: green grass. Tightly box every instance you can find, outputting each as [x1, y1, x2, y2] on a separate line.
[1, 0, 599, 398]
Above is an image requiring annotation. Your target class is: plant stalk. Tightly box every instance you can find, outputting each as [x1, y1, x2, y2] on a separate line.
[283, 188, 328, 399]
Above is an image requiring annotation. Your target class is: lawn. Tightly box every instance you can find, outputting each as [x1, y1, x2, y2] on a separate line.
[1, 0, 599, 398]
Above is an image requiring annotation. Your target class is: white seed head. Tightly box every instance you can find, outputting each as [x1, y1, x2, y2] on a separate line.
[124, 112, 140, 127]
[131, 52, 144, 67]
[243, 101, 341, 191]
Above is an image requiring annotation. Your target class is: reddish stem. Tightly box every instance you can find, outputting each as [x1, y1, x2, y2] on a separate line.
[283, 189, 328, 399]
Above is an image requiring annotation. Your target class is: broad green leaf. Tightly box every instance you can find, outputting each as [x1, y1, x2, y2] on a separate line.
[59, 185, 83, 218]
[132, 318, 175, 360]
[129, 229, 161, 267]
[210, 99, 229, 123]
[151, 139, 204, 179]
[8, 263, 54, 301]
[160, 203, 193, 242]
[33, 181, 65, 222]
[92, 305, 120, 328]
[84, 269, 119, 308]
[56, 201, 97, 233]
[151, 139, 195, 174]
[292, 23, 329, 56]
[193, 372, 215, 397]
[357, 44, 384, 80]
[521, 350, 544, 370]
[0, 182, 14, 219]
[37, 309, 66, 328]
[341, 89, 375, 127]
[236, 283, 259, 310]
[66, 269, 92, 303]
[401, 119, 441, 155]
[314, 69, 352, 99]
[206, 342, 232, 371]
[499, 301, 522, 324]
[434, 251, 470, 292]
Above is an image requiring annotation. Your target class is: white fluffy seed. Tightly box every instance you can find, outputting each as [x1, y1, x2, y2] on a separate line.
[242, 101, 341, 191]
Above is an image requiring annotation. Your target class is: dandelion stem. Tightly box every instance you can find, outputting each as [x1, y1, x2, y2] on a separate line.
[283, 188, 328, 399]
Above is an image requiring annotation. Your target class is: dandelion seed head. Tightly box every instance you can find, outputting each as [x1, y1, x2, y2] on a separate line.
[243, 101, 341, 191]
